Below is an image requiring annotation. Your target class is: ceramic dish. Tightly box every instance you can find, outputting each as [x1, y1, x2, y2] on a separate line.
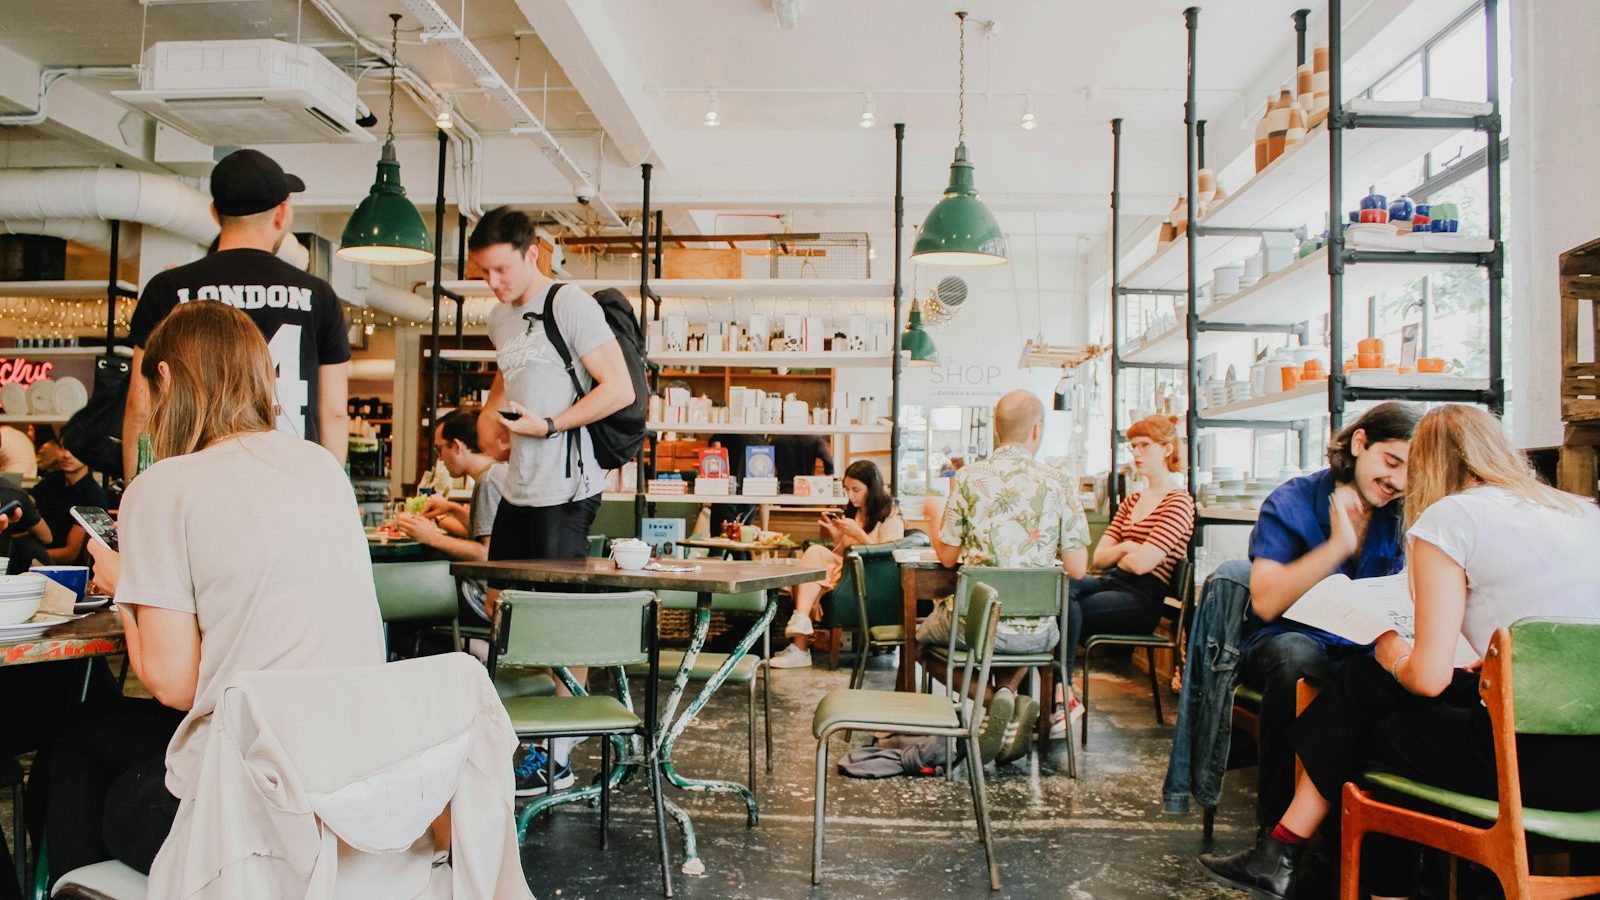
[0, 614, 71, 641]
[75, 595, 112, 613]
[0, 382, 27, 416]
[52, 376, 88, 416]
[27, 379, 55, 415]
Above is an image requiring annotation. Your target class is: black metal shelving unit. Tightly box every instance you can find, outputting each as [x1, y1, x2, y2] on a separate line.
[1109, 2, 1504, 532]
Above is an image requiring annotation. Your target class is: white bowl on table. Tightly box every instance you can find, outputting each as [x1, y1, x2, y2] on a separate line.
[0, 575, 46, 626]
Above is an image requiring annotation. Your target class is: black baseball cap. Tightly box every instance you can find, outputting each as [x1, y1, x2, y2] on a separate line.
[210, 149, 306, 216]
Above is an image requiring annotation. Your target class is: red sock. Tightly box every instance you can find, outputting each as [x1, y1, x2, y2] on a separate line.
[1270, 822, 1308, 846]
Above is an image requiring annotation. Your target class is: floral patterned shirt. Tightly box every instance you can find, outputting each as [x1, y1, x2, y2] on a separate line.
[938, 444, 1091, 632]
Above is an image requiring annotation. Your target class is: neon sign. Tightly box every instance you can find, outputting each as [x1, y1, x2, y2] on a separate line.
[0, 358, 54, 389]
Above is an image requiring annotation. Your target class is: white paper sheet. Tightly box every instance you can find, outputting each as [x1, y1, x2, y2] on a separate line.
[1283, 572, 1478, 667]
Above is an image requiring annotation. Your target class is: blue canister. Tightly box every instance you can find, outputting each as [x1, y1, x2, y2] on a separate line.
[1389, 195, 1415, 222]
[1349, 211, 1360, 223]
[1360, 193, 1388, 211]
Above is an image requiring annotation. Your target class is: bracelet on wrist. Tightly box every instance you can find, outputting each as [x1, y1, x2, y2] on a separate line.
[1389, 652, 1411, 682]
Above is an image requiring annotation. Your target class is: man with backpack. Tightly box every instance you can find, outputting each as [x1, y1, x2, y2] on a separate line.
[468, 207, 640, 562]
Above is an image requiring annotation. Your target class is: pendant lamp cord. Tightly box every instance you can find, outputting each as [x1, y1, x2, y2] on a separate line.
[387, 13, 401, 145]
[956, 11, 967, 144]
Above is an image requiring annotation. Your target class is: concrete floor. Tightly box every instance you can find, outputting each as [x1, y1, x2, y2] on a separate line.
[519, 649, 1260, 900]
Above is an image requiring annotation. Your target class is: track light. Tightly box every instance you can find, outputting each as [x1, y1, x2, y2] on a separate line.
[704, 92, 720, 127]
[1020, 94, 1037, 131]
[435, 100, 453, 131]
[859, 93, 876, 129]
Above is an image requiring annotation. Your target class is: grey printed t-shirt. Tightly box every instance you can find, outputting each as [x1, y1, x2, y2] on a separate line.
[486, 284, 615, 507]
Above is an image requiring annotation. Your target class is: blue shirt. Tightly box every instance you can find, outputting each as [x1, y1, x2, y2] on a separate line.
[1242, 468, 1405, 651]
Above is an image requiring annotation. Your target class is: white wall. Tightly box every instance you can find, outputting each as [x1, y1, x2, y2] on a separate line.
[1509, 0, 1600, 449]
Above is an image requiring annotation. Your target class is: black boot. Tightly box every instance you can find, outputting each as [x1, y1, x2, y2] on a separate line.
[1199, 834, 1303, 899]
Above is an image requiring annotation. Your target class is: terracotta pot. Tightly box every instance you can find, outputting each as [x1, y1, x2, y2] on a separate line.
[1358, 337, 1384, 355]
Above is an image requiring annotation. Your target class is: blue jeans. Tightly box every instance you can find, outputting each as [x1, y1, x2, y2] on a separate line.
[1162, 560, 1253, 814]
[1064, 570, 1166, 679]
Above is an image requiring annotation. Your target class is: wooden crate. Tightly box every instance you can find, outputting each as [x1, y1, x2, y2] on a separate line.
[1559, 236, 1600, 422]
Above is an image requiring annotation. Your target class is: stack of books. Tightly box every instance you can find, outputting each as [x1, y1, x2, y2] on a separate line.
[741, 477, 779, 496]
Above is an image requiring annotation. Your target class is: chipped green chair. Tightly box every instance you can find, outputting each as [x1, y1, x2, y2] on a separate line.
[1080, 557, 1197, 744]
[371, 560, 461, 656]
[821, 534, 931, 687]
[811, 582, 1004, 891]
[489, 589, 673, 897]
[1341, 618, 1600, 900]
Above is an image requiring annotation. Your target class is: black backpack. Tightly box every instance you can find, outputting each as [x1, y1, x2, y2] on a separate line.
[542, 283, 650, 470]
[61, 353, 132, 480]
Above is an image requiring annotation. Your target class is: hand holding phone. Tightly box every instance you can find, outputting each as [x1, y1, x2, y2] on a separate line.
[0, 499, 20, 520]
[499, 408, 523, 421]
[71, 506, 118, 551]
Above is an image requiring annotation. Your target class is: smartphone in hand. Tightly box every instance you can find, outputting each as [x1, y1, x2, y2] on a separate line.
[0, 499, 21, 519]
[499, 408, 523, 421]
[70, 506, 118, 551]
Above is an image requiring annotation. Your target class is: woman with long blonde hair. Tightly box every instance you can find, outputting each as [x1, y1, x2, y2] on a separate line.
[1203, 405, 1600, 900]
[44, 301, 384, 886]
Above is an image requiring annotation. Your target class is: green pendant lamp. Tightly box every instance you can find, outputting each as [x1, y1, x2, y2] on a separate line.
[900, 299, 939, 366]
[338, 14, 434, 266]
[912, 12, 1008, 268]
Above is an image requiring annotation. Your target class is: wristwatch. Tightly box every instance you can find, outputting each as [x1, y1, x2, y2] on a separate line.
[543, 416, 560, 439]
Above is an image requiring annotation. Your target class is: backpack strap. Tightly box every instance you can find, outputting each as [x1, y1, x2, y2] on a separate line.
[538, 283, 584, 481]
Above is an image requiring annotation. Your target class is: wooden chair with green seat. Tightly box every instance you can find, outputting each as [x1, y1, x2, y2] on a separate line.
[823, 534, 930, 686]
[489, 589, 674, 897]
[1079, 557, 1197, 745]
[1340, 618, 1600, 900]
[812, 582, 1004, 890]
[924, 566, 1076, 777]
[626, 588, 771, 793]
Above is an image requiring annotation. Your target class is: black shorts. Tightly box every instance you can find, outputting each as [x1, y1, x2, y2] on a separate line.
[488, 494, 603, 563]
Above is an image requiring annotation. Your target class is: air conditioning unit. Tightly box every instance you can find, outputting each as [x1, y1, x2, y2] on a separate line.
[114, 39, 374, 145]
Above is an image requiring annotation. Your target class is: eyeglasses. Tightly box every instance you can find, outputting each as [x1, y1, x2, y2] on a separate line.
[1128, 440, 1158, 452]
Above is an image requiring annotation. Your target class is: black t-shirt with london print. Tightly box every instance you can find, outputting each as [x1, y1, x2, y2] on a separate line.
[129, 248, 351, 445]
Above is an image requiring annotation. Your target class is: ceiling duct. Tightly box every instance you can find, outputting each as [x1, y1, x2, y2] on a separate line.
[397, 0, 622, 226]
[114, 40, 374, 145]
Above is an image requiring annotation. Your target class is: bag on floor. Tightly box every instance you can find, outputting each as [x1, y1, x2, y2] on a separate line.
[837, 735, 960, 778]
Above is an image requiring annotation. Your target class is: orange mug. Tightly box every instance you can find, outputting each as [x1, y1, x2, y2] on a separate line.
[1357, 337, 1384, 355]
[1281, 367, 1301, 391]
[1302, 358, 1325, 378]
[1418, 357, 1448, 374]
[1358, 352, 1383, 369]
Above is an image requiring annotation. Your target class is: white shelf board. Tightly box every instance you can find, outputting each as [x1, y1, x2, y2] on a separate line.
[1199, 245, 1481, 328]
[440, 278, 892, 300]
[1202, 121, 1464, 231]
[603, 492, 846, 506]
[0, 413, 71, 424]
[0, 280, 138, 299]
[648, 421, 890, 436]
[1200, 375, 1489, 423]
[1120, 324, 1260, 366]
[0, 346, 132, 359]
[1198, 506, 1259, 523]
[650, 351, 891, 368]
[1121, 119, 1469, 293]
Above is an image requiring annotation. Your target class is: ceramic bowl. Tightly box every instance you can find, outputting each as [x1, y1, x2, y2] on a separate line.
[0, 592, 41, 627]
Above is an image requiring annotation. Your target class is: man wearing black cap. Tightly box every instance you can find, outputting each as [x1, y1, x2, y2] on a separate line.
[123, 149, 351, 476]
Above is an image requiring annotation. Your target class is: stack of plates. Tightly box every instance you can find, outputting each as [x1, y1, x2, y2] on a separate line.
[0, 573, 50, 637]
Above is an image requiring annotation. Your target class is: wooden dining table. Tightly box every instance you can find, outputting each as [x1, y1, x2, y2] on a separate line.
[0, 609, 125, 668]
[451, 556, 825, 875]
[896, 550, 958, 692]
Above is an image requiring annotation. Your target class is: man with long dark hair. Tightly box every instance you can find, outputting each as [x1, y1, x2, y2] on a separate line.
[1199, 401, 1420, 895]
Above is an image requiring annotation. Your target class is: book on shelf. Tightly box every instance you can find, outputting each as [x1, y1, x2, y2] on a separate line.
[693, 477, 732, 496]
[1283, 573, 1478, 667]
[744, 445, 776, 479]
[741, 477, 779, 496]
[646, 479, 688, 495]
[697, 446, 730, 479]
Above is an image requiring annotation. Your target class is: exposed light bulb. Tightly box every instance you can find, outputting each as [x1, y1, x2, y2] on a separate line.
[859, 93, 876, 129]
[704, 92, 720, 127]
[364, 323, 376, 336]
[1020, 94, 1037, 131]
[435, 100, 453, 131]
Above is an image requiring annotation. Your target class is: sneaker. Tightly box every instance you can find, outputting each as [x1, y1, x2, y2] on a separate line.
[1067, 693, 1085, 725]
[977, 688, 1015, 764]
[514, 744, 575, 797]
[768, 642, 813, 669]
[784, 611, 814, 637]
[1048, 704, 1068, 740]
[998, 695, 1039, 764]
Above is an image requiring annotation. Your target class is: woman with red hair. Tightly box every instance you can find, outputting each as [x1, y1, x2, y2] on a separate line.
[1055, 414, 1194, 735]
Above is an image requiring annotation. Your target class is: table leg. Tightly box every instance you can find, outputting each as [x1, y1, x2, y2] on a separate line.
[898, 568, 919, 692]
[658, 590, 776, 832]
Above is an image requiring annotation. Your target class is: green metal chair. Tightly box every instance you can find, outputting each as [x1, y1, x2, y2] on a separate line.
[489, 589, 673, 897]
[811, 582, 1004, 891]
[824, 534, 931, 688]
[1080, 557, 1197, 745]
[627, 588, 771, 793]
[372, 560, 460, 656]
[1341, 618, 1600, 900]
[587, 534, 608, 557]
[925, 566, 1075, 777]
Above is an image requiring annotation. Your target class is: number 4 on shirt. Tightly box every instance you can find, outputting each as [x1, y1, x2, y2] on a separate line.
[267, 324, 308, 439]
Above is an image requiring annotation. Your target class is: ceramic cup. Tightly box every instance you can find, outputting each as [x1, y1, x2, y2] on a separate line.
[33, 565, 89, 603]
[1418, 357, 1449, 374]
[1359, 209, 1389, 224]
[610, 539, 651, 571]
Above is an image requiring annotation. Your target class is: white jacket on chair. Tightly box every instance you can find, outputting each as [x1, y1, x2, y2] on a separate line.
[147, 655, 533, 899]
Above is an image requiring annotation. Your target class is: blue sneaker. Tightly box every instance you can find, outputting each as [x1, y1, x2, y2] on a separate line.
[514, 743, 575, 797]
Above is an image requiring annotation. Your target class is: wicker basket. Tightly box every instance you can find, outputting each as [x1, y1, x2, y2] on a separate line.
[658, 608, 734, 645]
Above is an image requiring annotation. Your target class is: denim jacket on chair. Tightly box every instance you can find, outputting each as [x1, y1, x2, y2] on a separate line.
[1160, 559, 1253, 814]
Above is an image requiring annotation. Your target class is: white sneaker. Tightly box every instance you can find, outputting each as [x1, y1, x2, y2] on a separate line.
[768, 643, 813, 669]
[784, 611, 814, 637]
